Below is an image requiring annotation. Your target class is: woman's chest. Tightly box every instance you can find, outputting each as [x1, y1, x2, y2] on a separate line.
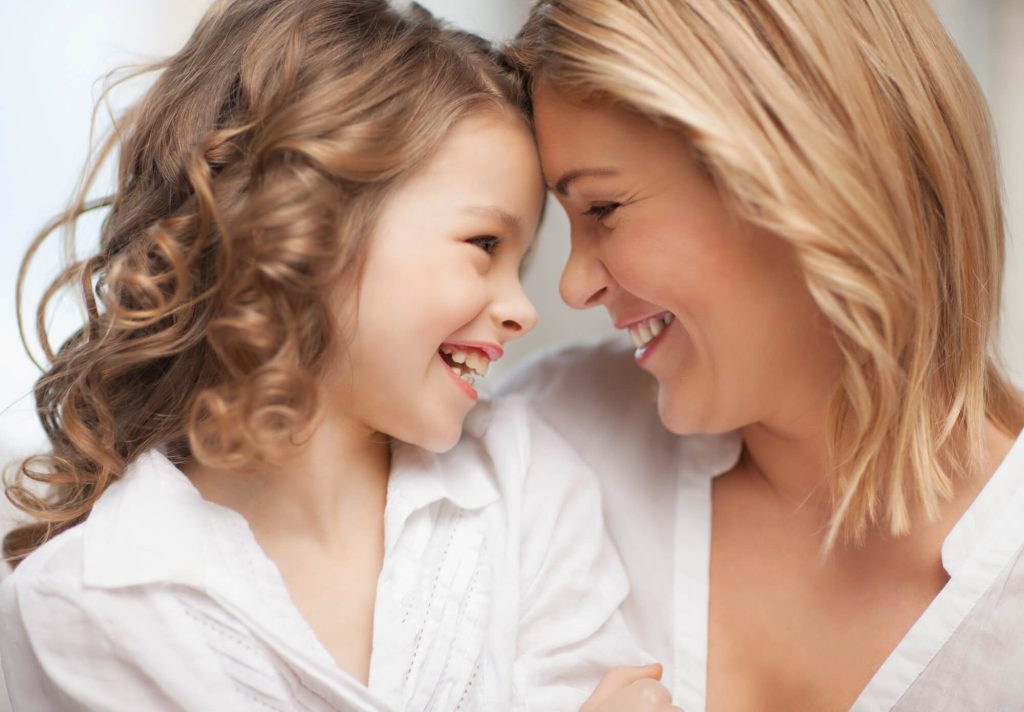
[703, 479, 947, 712]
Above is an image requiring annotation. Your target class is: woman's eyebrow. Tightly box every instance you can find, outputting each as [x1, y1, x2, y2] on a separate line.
[548, 167, 620, 196]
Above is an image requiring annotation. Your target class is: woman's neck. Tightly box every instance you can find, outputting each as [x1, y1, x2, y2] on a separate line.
[737, 401, 1016, 555]
[738, 395, 834, 516]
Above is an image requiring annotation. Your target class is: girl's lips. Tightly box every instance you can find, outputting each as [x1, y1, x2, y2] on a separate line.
[439, 340, 503, 361]
[438, 352, 478, 401]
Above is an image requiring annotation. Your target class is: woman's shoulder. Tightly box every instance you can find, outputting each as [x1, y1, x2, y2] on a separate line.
[498, 337, 675, 464]
[398, 395, 586, 502]
[499, 335, 652, 409]
[461, 394, 596, 484]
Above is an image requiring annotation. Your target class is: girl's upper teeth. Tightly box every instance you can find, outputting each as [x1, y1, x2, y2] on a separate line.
[628, 313, 673, 349]
[440, 346, 490, 377]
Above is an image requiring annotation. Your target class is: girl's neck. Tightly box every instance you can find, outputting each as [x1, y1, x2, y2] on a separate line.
[186, 411, 391, 551]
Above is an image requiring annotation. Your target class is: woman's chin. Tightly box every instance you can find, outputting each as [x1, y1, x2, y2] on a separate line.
[656, 389, 709, 436]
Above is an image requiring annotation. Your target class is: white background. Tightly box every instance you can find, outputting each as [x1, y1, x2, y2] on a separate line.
[1, 1, 1022, 707]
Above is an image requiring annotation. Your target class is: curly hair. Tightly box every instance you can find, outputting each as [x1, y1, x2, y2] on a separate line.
[508, 0, 1024, 550]
[4, 0, 528, 567]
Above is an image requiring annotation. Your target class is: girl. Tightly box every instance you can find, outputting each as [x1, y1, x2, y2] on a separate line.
[0, 1, 647, 709]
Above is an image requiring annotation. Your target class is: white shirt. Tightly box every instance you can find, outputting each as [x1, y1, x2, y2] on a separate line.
[501, 337, 1024, 712]
[0, 396, 644, 711]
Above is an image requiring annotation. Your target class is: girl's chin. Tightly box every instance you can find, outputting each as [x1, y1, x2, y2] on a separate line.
[404, 418, 466, 454]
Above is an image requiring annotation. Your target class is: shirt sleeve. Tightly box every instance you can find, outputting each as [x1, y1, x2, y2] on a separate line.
[1, 553, 238, 711]
[510, 406, 654, 711]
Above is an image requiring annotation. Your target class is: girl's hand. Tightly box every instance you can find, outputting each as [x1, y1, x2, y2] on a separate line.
[581, 663, 684, 712]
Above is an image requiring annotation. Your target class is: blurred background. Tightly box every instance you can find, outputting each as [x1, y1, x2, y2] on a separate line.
[1, 1, 1022, 705]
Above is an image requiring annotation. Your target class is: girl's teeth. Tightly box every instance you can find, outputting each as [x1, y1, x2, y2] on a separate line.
[630, 330, 645, 348]
[441, 346, 491, 378]
[650, 319, 663, 338]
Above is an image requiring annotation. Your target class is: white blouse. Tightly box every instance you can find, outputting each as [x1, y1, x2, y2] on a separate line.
[0, 396, 646, 711]
[501, 337, 1024, 712]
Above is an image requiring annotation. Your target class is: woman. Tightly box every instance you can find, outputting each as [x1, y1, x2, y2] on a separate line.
[502, 1, 1024, 709]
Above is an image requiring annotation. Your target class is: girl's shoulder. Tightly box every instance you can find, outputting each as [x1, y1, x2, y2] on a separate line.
[1, 516, 88, 604]
[3, 450, 213, 604]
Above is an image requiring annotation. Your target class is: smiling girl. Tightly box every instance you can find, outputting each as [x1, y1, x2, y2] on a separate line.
[0, 1, 644, 709]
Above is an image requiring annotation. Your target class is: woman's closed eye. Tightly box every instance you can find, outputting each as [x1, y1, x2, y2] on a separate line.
[583, 202, 620, 220]
[467, 235, 501, 255]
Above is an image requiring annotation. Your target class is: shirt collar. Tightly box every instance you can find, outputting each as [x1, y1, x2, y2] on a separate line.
[385, 403, 501, 551]
[83, 408, 505, 588]
[941, 426, 1024, 577]
[82, 449, 215, 589]
[677, 429, 744, 481]
[680, 425, 1024, 578]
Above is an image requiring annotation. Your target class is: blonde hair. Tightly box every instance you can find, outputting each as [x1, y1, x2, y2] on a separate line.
[509, 0, 1024, 548]
[4, 0, 527, 567]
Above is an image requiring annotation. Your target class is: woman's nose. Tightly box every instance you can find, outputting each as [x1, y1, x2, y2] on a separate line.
[559, 233, 610, 309]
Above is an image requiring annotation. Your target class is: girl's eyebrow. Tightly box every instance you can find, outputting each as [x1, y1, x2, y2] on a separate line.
[461, 205, 522, 234]
[548, 167, 620, 196]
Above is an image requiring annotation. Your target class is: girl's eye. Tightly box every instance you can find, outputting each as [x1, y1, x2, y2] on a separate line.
[467, 235, 500, 255]
[583, 202, 620, 220]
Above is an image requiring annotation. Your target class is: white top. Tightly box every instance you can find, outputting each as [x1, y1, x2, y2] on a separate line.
[0, 396, 645, 711]
[501, 337, 1024, 712]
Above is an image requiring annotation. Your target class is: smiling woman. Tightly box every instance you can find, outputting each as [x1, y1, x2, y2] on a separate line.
[502, 0, 1024, 709]
[532, 92, 830, 443]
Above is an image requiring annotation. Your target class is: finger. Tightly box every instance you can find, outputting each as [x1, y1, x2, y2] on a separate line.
[582, 663, 664, 711]
[602, 662, 664, 688]
[630, 678, 672, 704]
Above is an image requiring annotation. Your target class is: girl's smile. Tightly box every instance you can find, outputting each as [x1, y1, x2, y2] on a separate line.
[331, 112, 543, 452]
[438, 342, 504, 400]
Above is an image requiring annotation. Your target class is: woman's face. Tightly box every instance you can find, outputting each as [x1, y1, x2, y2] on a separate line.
[329, 111, 543, 452]
[532, 84, 839, 436]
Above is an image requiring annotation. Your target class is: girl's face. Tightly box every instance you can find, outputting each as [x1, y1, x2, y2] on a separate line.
[333, 112, 543, 452]
[532, 84, 840, 436]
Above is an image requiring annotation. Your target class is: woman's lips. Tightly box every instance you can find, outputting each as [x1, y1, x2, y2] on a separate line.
[634, 315, 673, 366]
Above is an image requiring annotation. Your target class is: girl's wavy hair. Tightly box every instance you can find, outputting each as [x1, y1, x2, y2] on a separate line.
[4, 0, 527, 567]
[508, 0, 1024, 550]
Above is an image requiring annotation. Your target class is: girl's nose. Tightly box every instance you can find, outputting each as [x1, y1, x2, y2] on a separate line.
[495, 279, 538, 337]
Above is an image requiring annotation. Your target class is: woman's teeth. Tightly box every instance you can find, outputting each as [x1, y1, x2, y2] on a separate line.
[628, 312, 674, 349]
[439, 346, 490, 381]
